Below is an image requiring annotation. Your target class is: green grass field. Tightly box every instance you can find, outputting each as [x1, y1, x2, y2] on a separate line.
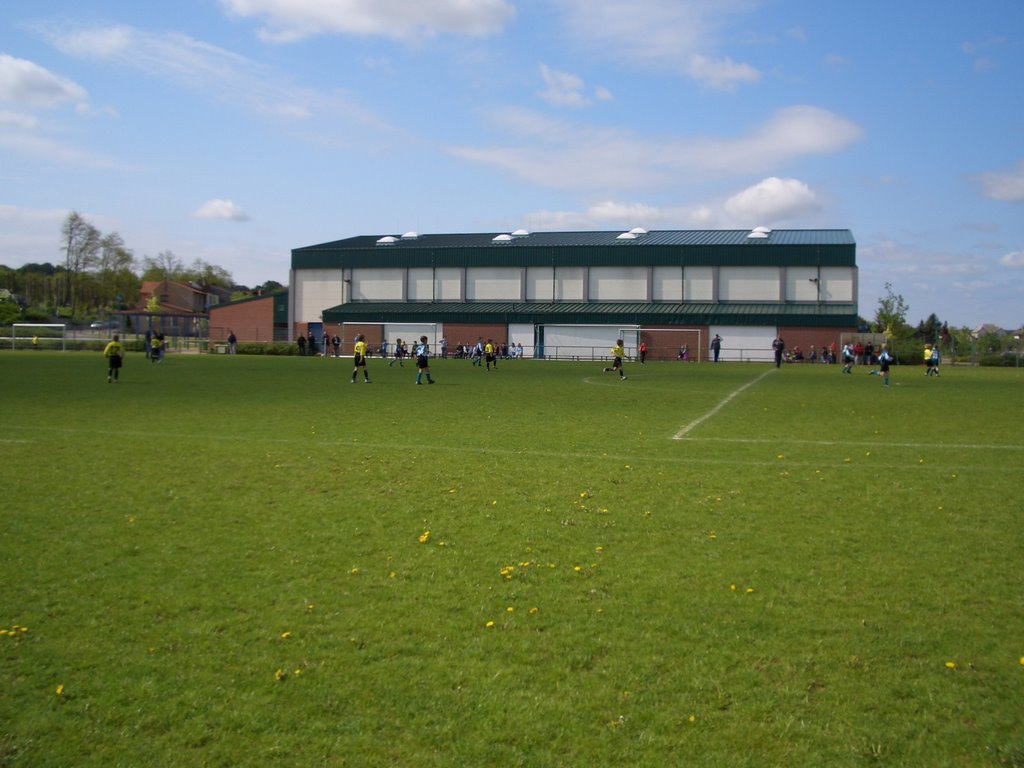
[2, 351, 1023, 767]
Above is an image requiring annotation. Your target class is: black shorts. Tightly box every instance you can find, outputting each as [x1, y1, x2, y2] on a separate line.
[353, 354, 366, 367]
[417, 355, 429, 369]
[108, 354, 122, 369]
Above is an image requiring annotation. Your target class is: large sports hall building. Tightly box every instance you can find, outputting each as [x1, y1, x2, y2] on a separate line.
[288, 228, 858, 362]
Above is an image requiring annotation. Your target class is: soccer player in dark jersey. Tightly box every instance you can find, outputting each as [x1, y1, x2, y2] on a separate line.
[415, 336, 435, 385]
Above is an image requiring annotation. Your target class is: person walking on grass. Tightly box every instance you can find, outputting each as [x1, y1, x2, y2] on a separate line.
[150, 333, 163, 363]
[103, 334, 125, 383]
[351, 334, 371, 384]
[841, 342, 855, 374]
[878, 344, 893, 387]
[415, 336, 435, 385]
[484, 338, 497, 371]
[929, 345, 941, 376]
[603, 339, 627, 380]
[389, 338, 404, 367]
[638, 340, 648, 365]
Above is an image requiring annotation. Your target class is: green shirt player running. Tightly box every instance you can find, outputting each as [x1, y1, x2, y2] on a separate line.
[603, 340, 627, 380]
[103, 334, 125, 383]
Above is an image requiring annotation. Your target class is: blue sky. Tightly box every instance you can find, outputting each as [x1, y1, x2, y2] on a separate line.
[2, 0, 1022, 329]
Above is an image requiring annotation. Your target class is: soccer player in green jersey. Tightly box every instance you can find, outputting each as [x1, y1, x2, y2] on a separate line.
[351, 334, 371, 383]
[603, 340, 627, 380]
[103, 334, 125, 383]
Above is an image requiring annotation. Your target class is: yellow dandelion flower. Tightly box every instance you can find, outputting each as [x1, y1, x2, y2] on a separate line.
[491, 500, 498, 507]
[280, 631, 291, 639]
[55, 684, 64, 697]
[574, 565, 582, 573]
[294, 669, 303, 677]
[418, 531, 430, 543]
[485, 621, 495, 629]
[688, 714, 696, 724]
[306, 604, 315, 612]
[595, 546, 604, 553]
[945, 661, 957, 669]
[730, 584, 737, 591]
[389, 571, 397, 579]
[1019, 656, 1024, 666]
[506, 606, 514, 613]
[529, 607, 539, 615]
[746, 588, 755, 594]
[349, 567, 360, 575]
[274, 669, 285, 681]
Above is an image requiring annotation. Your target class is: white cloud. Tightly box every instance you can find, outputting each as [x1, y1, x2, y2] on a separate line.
[1000, 251, 1024, 268]
[36, 22, 399, 143]
[192, 199, 250, 221]
[974, 160, 1024, 202]
[537, 64, 610, 108]
[0, 110, 39, 130]
[449, 105, 861, 189]
[722, 177, 820, 224]
[0, 53, 88, 109]
[685, 53, 760, 91]
[218, 0, 516, 43]
[555, 0, 761, 90]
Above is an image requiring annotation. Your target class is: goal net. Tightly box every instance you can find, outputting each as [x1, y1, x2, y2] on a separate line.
[11, 323, 67, 351]
[626, 327, 704, 363]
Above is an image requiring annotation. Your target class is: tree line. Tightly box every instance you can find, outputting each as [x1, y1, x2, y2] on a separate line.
[0, 211, 281, 325]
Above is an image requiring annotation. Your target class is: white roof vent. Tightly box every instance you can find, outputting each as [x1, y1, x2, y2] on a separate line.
[492, 234, 513, 243]
[511, 229, 530, 238]
[617, 232, 637, 240]
[752, 226, 772, 234]
[401, 231, 419, 240]
[629, 227, 648, 235]
[376, 236, 398, 245]
[746, 231, 769, 239]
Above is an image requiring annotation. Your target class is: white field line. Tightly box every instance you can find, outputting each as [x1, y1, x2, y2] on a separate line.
[672, 369, 774, 440]
[674, 437, 1024, 451]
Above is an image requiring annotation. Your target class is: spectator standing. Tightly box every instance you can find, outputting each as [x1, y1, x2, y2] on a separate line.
[332, 334, 341, 358]
[297, 334, 307, 356]
[638, 340, 648, 364]
[227, 330, 237, 354]
[772, 336, 785, 368]
[710, 334, 722, 363]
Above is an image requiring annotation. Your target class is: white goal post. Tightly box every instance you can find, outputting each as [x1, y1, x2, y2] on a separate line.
[622, 327, 704, 362]
[11, 323, 67, 351]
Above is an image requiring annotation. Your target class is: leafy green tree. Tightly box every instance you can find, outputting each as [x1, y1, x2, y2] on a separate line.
[60, 212, 101, 315]
[140, 251, 185, 282]
[874, 282, 911, 339]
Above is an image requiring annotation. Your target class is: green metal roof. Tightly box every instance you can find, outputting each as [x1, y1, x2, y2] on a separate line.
[322, 300, 858, 328]
[293, 229, 856, 270]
